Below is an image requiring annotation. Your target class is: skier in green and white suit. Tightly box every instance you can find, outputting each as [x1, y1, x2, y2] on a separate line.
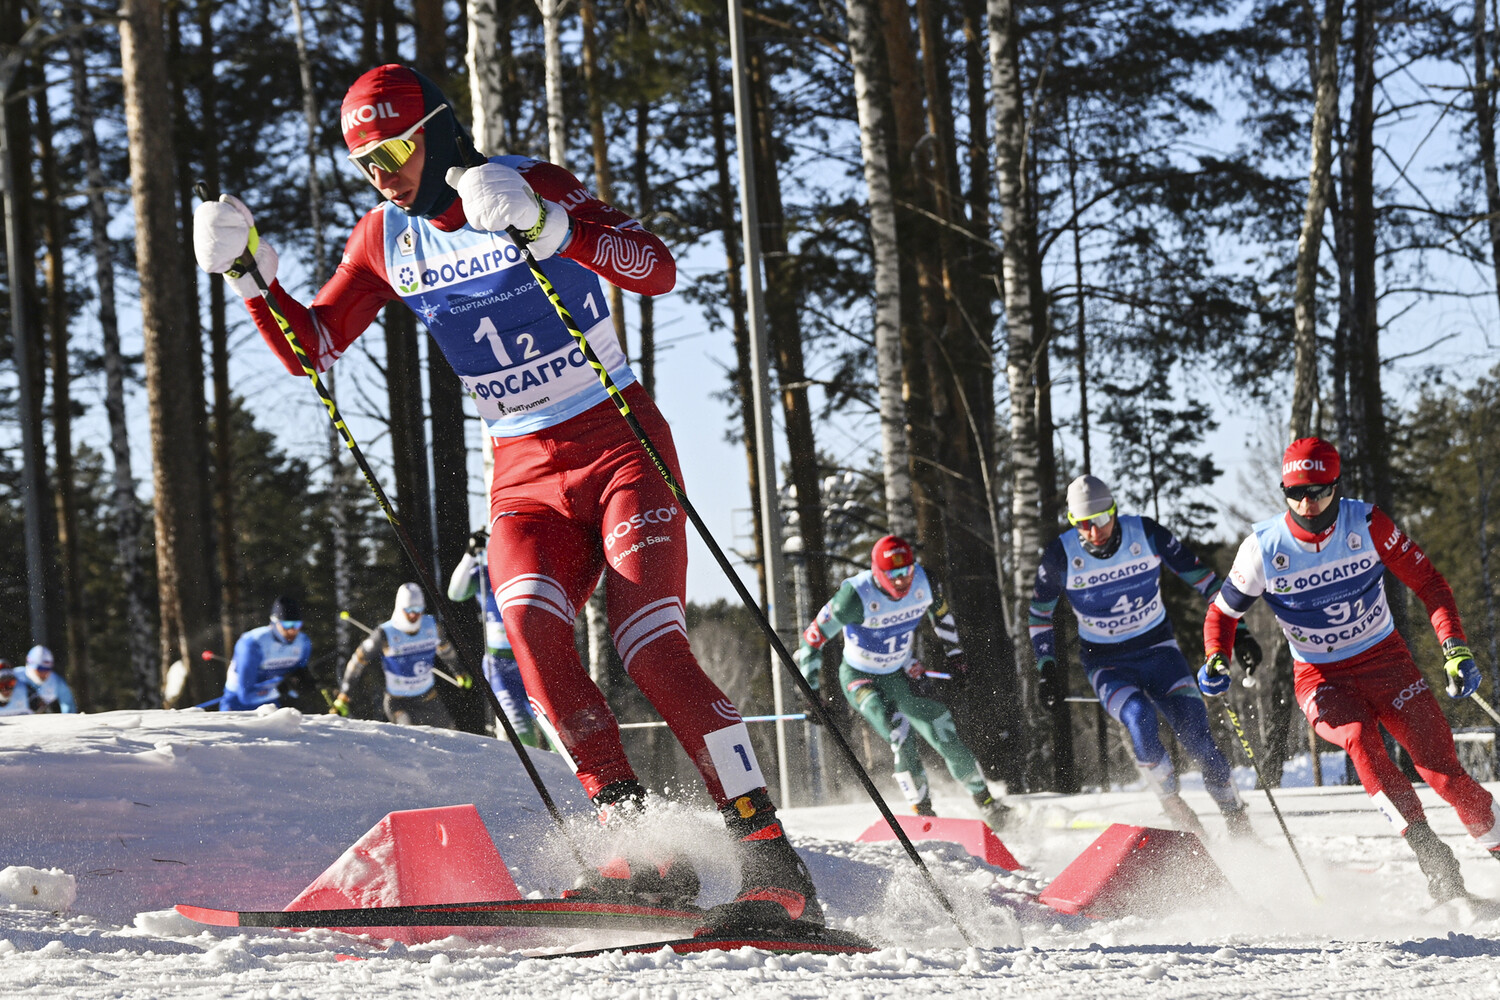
[795, 535, 1009, 829]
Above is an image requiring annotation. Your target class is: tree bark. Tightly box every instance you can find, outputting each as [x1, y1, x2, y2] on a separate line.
[35, 66, 89, 709]
[2, 39, 61, 653]
[167, 2, 220, 655]
[538, 0, 566, 169]
[1290, 0, 1343, 440]
[1476, 0, 1500, 308]
[70, 21, 157, 707]
[709, 39, 767, 608]
[467, 0, 510, 155]
[634, 97, 656, 394]
[746, 23, 831, 640]
[121, 0, 220, 703]
[199, 0, 241, 660]
[580, 0, 627, 354]
[846, 0, 914, 537]
[991, 0, 1054, 789]
[384, 305, 435, 577]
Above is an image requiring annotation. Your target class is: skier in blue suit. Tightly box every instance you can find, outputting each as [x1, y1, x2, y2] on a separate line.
[1029, 475, 1260, 837]
[23, 646, 76, 713]
[220, 597, 314, 711]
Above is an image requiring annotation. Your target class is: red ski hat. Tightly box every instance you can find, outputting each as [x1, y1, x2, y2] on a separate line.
[340, 65, 427, 153]
[1281, 437, 1340, 486]
[871, 535, 916, 597]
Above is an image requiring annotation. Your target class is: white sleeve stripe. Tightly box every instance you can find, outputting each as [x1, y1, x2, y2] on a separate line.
[1212, 593, 1246, 619]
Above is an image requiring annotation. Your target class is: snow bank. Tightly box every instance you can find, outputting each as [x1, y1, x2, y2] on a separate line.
[0, 867, 75, 910]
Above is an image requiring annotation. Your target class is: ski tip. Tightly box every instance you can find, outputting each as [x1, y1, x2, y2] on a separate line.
[174, 904, 241, 927]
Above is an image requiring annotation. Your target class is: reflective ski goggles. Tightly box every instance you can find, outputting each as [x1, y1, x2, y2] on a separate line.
[1282, 482, 1336, 503]
[402, 607, 424, 616]
[274, 619, 304, 632]
[884, 565, 914, 581]
[1068, 505, 1116, 528]
[348, 104, 446, 177]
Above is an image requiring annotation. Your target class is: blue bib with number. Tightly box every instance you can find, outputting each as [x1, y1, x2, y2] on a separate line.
[379, 156, 633, 438]
[1253, 498, 1392, 663]
[379, 618, 441, 697]
[841, 567, 933, 674]
[1059, 515, 1168, 645]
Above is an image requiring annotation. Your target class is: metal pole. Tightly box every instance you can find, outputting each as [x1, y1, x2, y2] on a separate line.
[0, 48, 48, 645]
[727, 0, 792, 807]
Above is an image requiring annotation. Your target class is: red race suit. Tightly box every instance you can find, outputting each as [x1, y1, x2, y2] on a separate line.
[1205, 501, 1499, 846]
[241, 157, 765, 805]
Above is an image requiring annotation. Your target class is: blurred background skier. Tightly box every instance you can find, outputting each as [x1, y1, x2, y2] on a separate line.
[220, 597, 314, 712]
[0, 662, 43, 717]
[23, 646, 75, 713]
[332, 583, 466, 728]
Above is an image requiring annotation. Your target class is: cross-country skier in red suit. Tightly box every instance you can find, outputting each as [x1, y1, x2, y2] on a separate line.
[191, 64, 820, 932]
[1202, 437, 1500, 903]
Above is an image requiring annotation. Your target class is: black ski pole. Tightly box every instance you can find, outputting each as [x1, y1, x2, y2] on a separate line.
[458, 168, 976, 945]
[194, 182, 587, 873]
[1215, 695, 1320, 900]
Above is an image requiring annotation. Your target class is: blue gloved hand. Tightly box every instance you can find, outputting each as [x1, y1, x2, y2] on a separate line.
[1197, 653, 1231, 697]
[1442, 639, 1481, 699]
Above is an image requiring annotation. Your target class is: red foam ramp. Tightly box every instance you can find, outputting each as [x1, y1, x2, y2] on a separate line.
[857, 814, 1022, 871]
[284, 804, 520, 943]
[1038, 823, 1232, 919]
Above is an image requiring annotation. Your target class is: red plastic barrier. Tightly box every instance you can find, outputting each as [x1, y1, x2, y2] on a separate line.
[1038, 822, 1232, 919]
[856, 814, 1022, 871]
[284, 804, 520, 943]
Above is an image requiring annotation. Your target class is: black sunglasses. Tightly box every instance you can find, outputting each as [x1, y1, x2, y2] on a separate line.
[1282, 482, 1336, 502]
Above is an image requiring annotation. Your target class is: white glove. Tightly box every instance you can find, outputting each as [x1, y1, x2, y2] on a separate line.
[192, 194, 278, 298]
[446, 164, 571, 260]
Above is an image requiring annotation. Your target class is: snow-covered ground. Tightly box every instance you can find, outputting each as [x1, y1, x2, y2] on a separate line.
[2, 708, 1499, 998]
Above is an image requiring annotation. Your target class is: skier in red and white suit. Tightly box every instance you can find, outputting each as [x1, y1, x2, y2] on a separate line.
[192, 65, 819, 931]
[1203, 437, 1499, 902]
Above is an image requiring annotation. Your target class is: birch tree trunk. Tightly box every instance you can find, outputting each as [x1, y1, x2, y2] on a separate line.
[538, 0, 566, 168]
[846, 0, 914, 537]
[120, 0, 220, 704]
[990, 0, 1056, 789]
[1290, 0, 1343, 440]
[468, 0, 509, 154]
[989, 0, 1041, 645]
[69, 23, 156, 706]
[580, 0, 627, 354]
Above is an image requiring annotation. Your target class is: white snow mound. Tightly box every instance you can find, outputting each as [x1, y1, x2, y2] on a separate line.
[0, 866, 77, 910]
